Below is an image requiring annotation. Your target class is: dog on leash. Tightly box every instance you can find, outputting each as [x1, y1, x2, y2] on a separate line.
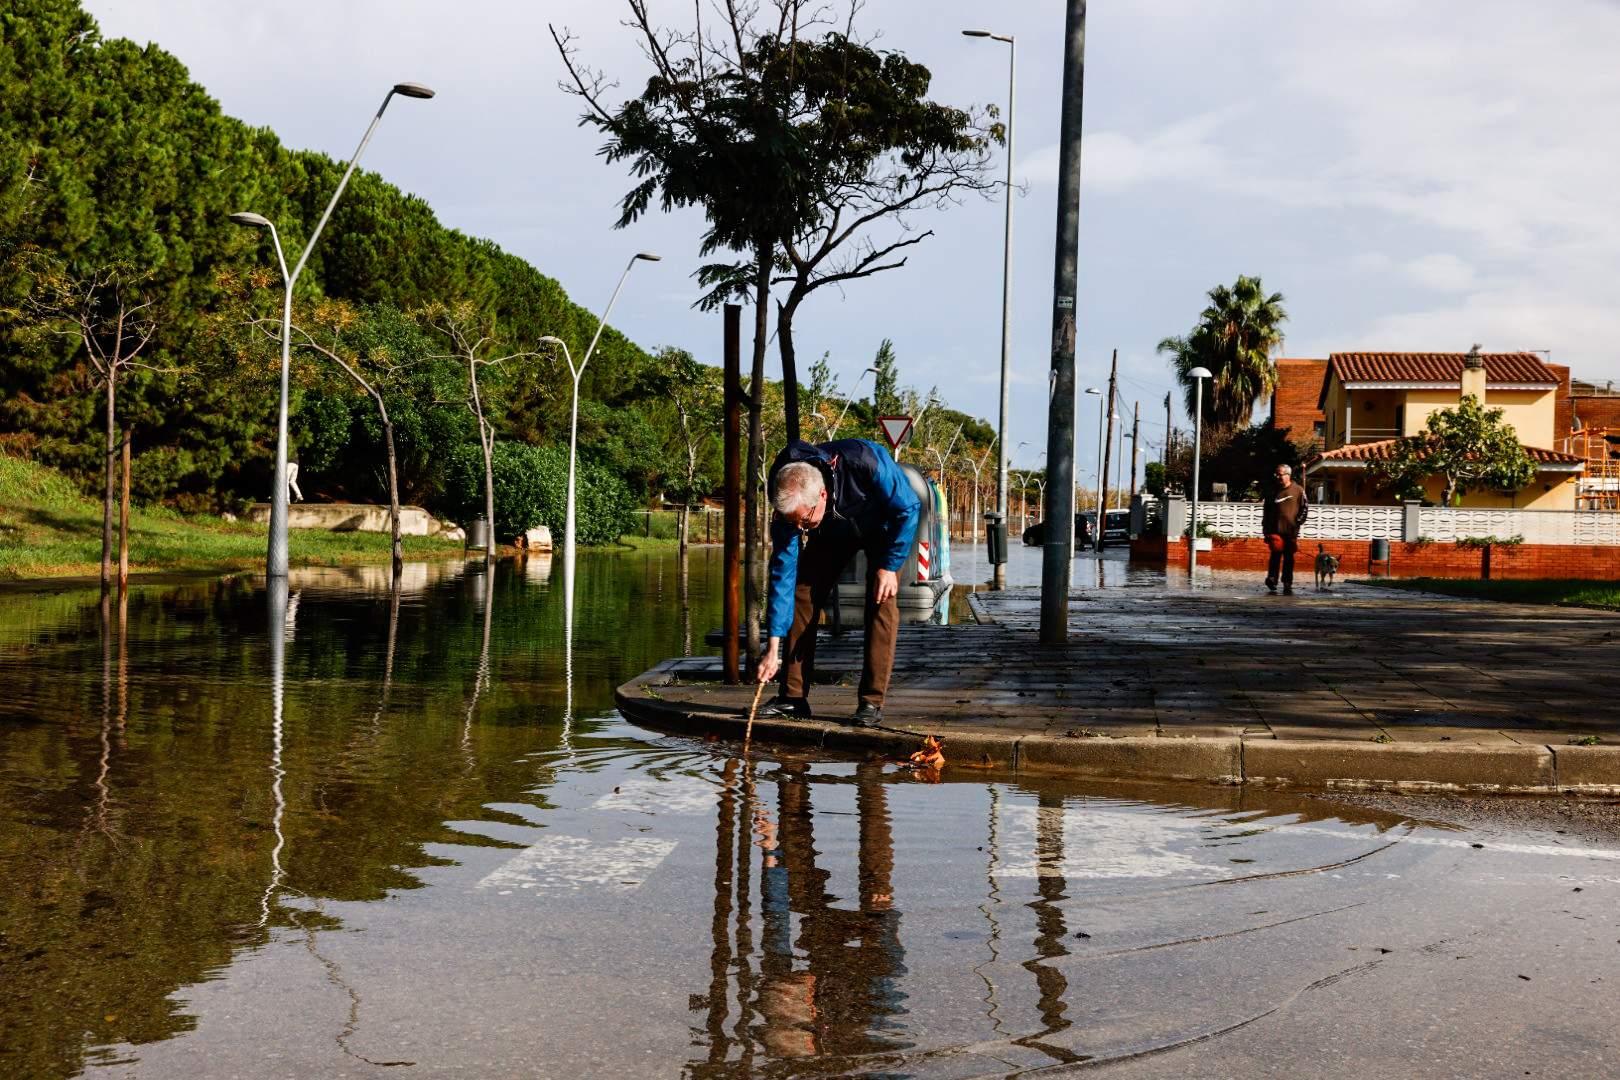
[1313, 543, 1340, 589]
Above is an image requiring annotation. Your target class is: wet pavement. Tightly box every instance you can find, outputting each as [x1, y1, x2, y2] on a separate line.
[2, 548, 1618, 1078]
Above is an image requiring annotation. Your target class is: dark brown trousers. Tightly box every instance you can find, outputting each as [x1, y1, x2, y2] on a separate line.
[1266, 535, 1298, 588]
[778, 526, 899, 709]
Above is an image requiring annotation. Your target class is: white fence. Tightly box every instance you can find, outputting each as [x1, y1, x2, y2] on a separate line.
[1176, 498, 1620, 545]
[1417, 507, 1620, 545]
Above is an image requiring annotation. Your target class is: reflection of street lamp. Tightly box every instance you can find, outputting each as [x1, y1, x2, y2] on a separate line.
[1188, 366, 1213, 573]
[829, 366, 879, 439]
[964, 28, 1016, 590]
[539, 251, 660, 615]
[231, 82, 434, 579]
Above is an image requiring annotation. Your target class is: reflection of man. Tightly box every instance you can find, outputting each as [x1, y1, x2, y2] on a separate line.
[1262, 464, 1308, 595]
[756, 439, 920, 728]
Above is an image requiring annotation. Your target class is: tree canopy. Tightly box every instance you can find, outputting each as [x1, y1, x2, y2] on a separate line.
[1370, 396, 1536, 506]
[1158, 275, 1287, 432]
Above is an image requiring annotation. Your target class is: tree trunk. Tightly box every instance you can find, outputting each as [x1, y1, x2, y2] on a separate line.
[743, 243, 770, 671]
[481, 422, 496, 563]
[102, 373, 115, 592]
[777, 293, 802, 444]
[383, 414, 402, 577]
[119, 428, 131, 589]
[677, 503, 690, 556]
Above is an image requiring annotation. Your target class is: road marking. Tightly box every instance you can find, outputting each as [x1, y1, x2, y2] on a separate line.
[478, 835, 677, 893]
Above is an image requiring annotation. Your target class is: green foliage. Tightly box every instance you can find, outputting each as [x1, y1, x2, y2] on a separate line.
[1158, 276, 1288, 432]
[440, 441, 635, 546]
[1143, 461, 1168, 498]
[1370, 395, 1536, 505]
[1204, 419, 1314, 500]
[0, 0, 656, 510]
[872, 339, 902, 417]
[1455, 534, 1525, 549]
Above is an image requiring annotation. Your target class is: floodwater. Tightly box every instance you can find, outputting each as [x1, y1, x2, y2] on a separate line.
[2, 546, 1617, 1079]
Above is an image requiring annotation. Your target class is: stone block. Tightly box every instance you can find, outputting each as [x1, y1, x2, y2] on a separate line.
[1018, 735, 1241, 783]
[1552, 744, 1620, 790]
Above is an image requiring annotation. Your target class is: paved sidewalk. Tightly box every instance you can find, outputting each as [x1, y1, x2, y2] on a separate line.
[616, 582, 1620, 792]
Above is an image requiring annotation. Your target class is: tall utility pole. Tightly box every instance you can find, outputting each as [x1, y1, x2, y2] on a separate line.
[1129, 401, 1141, 498]
[1096, 348, 1117, 552]
[1163, 392, 1172, 466]
[1039, 0, 1087, 645]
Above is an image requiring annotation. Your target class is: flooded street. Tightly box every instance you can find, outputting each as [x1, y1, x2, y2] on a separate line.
[2, 547, 1617, 1078]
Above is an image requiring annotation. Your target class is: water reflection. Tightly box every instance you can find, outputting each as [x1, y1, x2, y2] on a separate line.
[0, 551, 1565, 1078]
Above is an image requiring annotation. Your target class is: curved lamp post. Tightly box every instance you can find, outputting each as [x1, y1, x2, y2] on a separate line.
[538, 252, 660, 617]
[231, 82, 435, 579]
[1188, 366, 1212, 573]
[829, 366, 879, 440]
[964, 29, 1016, 588]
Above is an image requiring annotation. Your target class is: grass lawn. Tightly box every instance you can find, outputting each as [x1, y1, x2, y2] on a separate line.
[0, 453, 464, 582]
[1364, 577, 1620, 611]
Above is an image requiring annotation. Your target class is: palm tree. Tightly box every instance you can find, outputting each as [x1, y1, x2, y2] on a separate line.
[1158, 275, 1287, 432]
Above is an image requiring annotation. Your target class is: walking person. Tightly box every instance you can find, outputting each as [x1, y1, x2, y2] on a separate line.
[1263, 463, 1308, 594]
[755, 438, 921, 727]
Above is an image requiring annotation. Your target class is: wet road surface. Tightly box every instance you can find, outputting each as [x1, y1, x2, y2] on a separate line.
[1, 548, 1616, 1078]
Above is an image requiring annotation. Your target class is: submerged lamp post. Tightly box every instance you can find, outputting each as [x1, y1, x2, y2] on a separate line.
[963, 28, 1016, 587]
[539, 251, 661, 613]
[231, 82, 434, 579]
[1188, 366, 1212, 573]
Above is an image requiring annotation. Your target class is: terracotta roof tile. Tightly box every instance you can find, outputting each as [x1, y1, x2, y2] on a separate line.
[1309, 439, 1584, 467]
[1329, 352, 1558, 385]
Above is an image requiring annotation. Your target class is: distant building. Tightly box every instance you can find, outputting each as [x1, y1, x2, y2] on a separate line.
[1268, 351, 1584, 508]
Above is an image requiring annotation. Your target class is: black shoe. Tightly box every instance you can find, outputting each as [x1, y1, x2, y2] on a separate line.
[849, 703, 883, 728]
[758, 695, 812, 720]
[1282, 585, 1294, 595]
[1265, 580, 1277, 594]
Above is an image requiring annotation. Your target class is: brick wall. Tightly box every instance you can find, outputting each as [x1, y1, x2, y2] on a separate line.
[1269, 358, 1328, 444]
[1130, 535, 1620, 580]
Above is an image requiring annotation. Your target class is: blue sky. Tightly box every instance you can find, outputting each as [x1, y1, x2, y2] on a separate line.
[86, 0, 1620, 478]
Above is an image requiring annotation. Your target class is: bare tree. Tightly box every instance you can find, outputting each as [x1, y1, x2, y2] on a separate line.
[422, 300, 536, 560]
[20, 264, 170, 590]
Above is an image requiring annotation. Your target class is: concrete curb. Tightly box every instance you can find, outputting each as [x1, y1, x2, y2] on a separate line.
[619, 663, 1620, 795]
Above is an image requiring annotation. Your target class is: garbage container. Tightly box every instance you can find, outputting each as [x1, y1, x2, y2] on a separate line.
[985, 511, 1007, 566]
[466, 516, 490, 552]
[1369, 537, 1391, 576]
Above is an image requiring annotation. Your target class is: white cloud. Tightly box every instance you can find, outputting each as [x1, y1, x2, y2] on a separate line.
[1403, 254, 1475, 293]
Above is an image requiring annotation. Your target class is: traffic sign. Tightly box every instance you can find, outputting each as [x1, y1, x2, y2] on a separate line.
[877, 415, 914, 449]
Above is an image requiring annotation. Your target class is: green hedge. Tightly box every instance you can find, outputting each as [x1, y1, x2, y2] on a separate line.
[442, 441, 635, 545]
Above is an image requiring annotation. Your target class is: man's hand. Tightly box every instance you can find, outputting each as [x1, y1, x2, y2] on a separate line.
[873, 568, 899, 604]
[756, 638, 782, 684]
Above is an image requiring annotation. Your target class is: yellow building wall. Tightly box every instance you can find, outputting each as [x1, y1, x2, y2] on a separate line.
[1395, 387, 1556, 448]
[1321, 379, 1348, 447]
[1320, 470, 1578, 509]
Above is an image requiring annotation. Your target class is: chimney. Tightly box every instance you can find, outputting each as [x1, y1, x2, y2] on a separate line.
[1461, 343, 1487, 404]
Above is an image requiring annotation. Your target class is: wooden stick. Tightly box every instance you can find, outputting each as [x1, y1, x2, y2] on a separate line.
[743, 679, 767, 748]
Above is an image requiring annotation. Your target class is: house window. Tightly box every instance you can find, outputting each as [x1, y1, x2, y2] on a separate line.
[1312, 421, 1324, 443]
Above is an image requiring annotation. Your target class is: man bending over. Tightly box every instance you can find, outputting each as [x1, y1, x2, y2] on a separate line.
[755, 439, 921, 727]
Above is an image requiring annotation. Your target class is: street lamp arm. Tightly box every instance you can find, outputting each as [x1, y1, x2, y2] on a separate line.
[289, 86, 421, 285]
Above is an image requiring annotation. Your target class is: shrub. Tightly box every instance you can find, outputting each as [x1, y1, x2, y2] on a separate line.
[440, 441, 636, 544]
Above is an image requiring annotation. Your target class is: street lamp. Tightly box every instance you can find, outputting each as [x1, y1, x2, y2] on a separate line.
[1188, 366, 1212, 573]
[231, 81, 434, 579]
[1084, 387, 1104, 552]
[539, 251, 661, 614]
[964, 27, 1016, 588]
[829, 366, 879, 439]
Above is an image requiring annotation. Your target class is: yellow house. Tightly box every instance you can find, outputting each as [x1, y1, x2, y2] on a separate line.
[1306, 350, 1583, 508]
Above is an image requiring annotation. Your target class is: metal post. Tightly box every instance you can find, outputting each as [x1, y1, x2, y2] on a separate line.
[1097, 348, 1117, 552]
[722, 305, 742, 684]
[1129, 401, 1140, 499]
[1092, 390, 1106, 549]
[963, 30, 1017, 588]
[1190, 379, 1205, 573]
[1039, 0, 1085, 645]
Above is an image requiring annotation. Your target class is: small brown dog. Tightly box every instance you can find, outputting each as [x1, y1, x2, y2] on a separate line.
[1313, 543, 1339, 589]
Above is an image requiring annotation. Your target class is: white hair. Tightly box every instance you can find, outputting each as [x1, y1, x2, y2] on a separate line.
[1277, 464, 1293, 476]
[772, 461, 824, 515]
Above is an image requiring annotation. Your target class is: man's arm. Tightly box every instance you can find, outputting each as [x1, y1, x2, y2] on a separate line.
[758, 517, 800, 683]
[1296, 485, 1309, 529]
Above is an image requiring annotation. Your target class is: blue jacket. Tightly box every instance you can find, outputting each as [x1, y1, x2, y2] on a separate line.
[766, 439, 921, 639]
